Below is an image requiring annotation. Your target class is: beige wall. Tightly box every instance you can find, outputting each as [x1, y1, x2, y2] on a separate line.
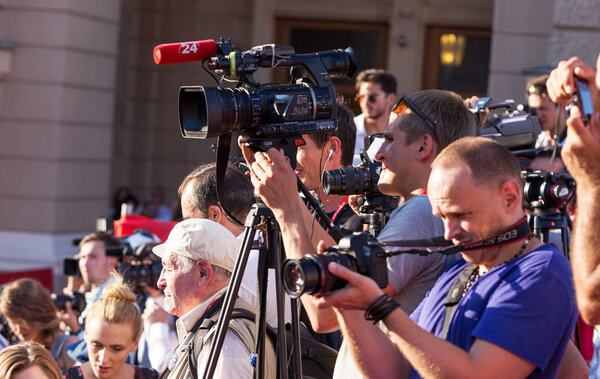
[253, 0, 493, 93]
[488, 0, 600, 104]
[2, 0, 600, 289]
[111, 0, 255, 204]
[0, 0, 122, 284]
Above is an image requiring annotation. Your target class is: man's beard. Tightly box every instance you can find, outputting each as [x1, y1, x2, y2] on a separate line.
[365, 109, 385, 120]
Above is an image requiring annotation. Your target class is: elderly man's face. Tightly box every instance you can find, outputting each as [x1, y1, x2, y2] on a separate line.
[157, 252, 203, 317]
[428, 163, 513, 266]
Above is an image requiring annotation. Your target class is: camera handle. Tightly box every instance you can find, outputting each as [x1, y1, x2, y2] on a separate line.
[202, 196, 302, 379]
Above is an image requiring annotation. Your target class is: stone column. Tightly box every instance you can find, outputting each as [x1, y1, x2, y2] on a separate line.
[488, 0, 555, 103]
[0, 1, 122, 289]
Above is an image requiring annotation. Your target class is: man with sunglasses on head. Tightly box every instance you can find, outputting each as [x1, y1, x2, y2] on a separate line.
[353, 69, 397, 156]
[242, 89, 479, 378]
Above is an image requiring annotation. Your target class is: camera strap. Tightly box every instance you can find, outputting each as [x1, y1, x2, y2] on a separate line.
[215, 132, 245, 227]
[328, 195, 350, 227]
[379, 217, 531, 257]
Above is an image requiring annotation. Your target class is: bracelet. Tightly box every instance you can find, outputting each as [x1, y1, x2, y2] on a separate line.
[364, 293, 400, 324]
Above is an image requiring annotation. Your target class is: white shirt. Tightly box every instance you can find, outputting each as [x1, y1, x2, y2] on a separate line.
[176, 289, 253, 378]
[353, 113, 367, 156]
[137, 296, 178, 372]
[236, 232, 292, 328]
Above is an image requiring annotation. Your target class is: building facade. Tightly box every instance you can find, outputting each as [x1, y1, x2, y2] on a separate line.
[0, 0, 599, 289]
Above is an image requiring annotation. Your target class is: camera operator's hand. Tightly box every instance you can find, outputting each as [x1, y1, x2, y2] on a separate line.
[58, 301, 81, 334]
[246, 147, 301, 216]
[316, 262, 384, 311]
[143, 303, 169, 325]
[348, 194, 363, 216]
[547, 56, 599, 108]
[464, 96, 489, 124]
[562, 105, 600, 187]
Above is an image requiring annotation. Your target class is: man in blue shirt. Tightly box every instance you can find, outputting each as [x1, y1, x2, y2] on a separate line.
[317, 137, 580, 378]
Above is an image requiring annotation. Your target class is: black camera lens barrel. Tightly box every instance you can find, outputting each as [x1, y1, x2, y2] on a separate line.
[323, 166, 367, 195]
[282, 252, 357, 298]
[179, 86, 253, 139]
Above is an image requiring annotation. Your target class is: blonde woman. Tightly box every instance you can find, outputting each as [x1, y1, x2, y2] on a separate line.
[0, 341, 62, 379]
[61, 274, 158, 379]
[0, 278, 78, 369]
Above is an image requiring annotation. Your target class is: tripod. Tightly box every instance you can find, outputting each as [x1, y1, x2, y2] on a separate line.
[527, 205, 572, 260]
[201, 195, 301, 379]
[203, 178, 343, 379]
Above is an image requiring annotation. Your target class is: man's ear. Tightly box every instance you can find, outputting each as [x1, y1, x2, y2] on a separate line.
[500, 179, 522, 211]
[207, 205, 224, 223]
[416, 133, 436, 161]
[107, 256, 119, 270]
[326, 137, 343, 164]
[196, 260, 213, 285]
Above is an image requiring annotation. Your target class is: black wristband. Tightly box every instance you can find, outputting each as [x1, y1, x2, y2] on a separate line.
[364, 293, 400, 324]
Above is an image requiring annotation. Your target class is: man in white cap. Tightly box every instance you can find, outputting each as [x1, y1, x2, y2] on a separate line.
[153, 218, 275, 378]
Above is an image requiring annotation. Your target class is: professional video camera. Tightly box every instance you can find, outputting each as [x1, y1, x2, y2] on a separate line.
[476, 99, 542, 158]
[523, 170, 575, 210]
[282, 233, 388, 298]
[51, 292, 86, 314]
[323, 150, 398, 236]
[159, 38, 357, 168]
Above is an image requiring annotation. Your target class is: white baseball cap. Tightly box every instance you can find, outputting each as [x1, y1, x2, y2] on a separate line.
[152, 218, 240, 272]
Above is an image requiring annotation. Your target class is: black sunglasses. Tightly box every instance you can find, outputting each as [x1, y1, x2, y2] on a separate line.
[392, 95, 437, 135]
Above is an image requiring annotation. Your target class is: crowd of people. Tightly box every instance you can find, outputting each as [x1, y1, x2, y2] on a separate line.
[0, 52, 599, 379]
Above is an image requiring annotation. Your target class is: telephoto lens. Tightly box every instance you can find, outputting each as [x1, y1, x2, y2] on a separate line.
[323, 166, 370, 195]
[282, 252, 357, 298]
[322, 160, 381, 195]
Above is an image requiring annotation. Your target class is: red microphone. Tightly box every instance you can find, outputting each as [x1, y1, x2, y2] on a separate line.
[153, 39, 218, 64]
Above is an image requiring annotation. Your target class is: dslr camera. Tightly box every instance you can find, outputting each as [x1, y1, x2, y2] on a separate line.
[117, 241, 162, 289]
[282, 233, 388, 298]
[323, 149, 398, 236]
[323, 150, 381, 195]
[51, 292, 86, 314]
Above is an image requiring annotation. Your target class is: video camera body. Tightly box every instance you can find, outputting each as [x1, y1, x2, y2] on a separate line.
[176, 39, 357, 168]
[282, 232, 388, 298]
[476, 99, 542, 157]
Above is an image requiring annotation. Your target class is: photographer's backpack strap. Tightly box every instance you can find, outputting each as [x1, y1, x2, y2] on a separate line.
[188, 298, 276, 379]
[440, 263, 479, 340]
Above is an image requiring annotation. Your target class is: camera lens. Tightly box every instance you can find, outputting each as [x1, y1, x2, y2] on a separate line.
[323, 167, 368, 195]
[179, 86, 252, 139]
[282, 253, 356, 298]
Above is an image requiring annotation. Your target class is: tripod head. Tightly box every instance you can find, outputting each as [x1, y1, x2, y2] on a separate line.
[358, 192, 399, 237]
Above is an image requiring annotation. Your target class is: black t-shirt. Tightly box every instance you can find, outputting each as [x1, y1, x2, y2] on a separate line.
[303, 197, 363, 239]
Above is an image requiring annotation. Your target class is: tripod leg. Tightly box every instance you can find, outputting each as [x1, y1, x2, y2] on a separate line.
[202, 222, 257, 379]
[255, 234, 269, 378]
[267, 218, 290, 379]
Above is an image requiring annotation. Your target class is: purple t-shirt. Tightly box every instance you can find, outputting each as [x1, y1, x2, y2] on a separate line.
[409, 244, 576, 379]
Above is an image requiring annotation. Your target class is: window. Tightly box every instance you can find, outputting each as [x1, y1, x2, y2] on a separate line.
[275, 18, 389, 114]
[422, 26, 491, 97]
